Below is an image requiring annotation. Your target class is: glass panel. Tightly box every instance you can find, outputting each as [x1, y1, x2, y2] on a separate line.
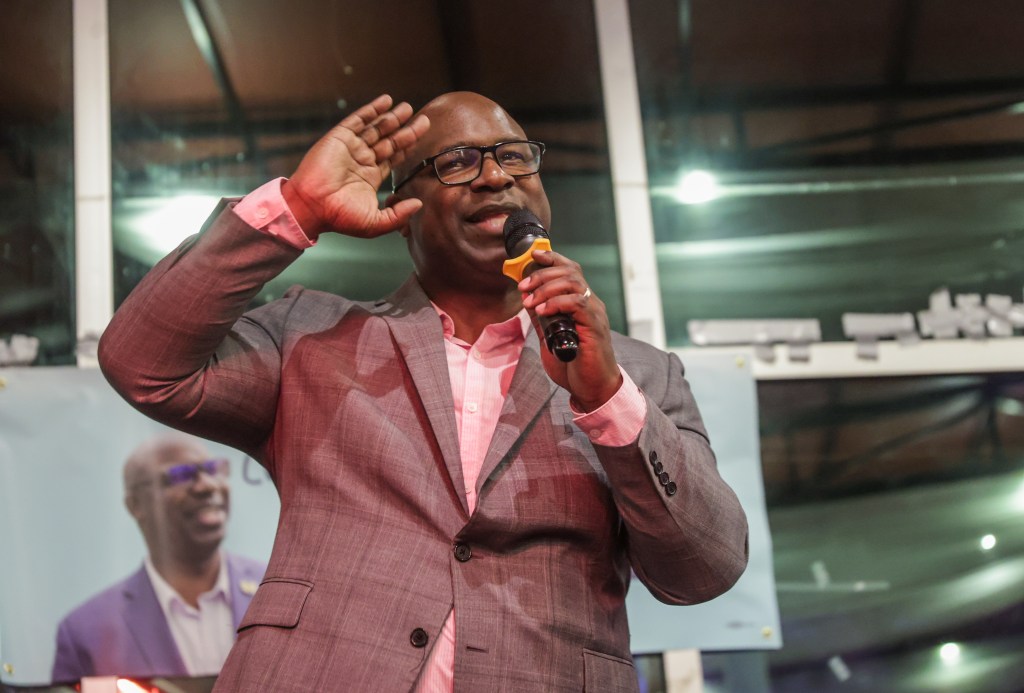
[0, 1, 75, 364]
[109, 0, 625, 331]
[709, 374, 1024, 693]
[629, 0, 1024, 344]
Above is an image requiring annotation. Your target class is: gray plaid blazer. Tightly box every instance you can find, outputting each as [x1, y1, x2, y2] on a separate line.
[99, 202, 748, 693]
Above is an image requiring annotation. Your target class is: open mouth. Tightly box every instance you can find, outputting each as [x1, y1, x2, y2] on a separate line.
[466, 205, 520, 234]
[193, 505, 227, 527]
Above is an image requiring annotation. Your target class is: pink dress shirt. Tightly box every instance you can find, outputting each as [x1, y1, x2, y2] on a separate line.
[234, 178, 648, 691]
[144, 554, 234, 676]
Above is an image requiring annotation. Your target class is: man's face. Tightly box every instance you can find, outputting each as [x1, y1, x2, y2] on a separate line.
[394, 93, 553, 292]
[128, 439, 231, 561]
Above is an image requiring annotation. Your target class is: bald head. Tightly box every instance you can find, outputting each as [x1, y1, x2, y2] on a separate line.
[392, 92, 528, 187]
[123, 435, 209, 491]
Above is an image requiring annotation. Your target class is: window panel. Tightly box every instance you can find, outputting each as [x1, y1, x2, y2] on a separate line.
[752, 374, 1024, 692]
[0, 1, 75, 364]
[109, 0, 625, 330]
[629, 0, 1024, 344]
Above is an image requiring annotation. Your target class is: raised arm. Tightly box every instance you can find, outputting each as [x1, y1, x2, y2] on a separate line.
[98, 95, 429, 457]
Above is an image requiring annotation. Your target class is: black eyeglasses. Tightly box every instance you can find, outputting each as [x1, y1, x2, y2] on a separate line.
[392, 140, 545, 192]
[161, 459, 230, 487]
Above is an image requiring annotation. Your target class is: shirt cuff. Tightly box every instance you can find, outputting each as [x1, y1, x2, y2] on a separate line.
[233, 177, 315, 249]
[571, 368, 647, 446]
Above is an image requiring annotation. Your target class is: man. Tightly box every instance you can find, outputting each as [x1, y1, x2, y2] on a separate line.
[98, 92, 748, 692]
[51, 436, 266, 681]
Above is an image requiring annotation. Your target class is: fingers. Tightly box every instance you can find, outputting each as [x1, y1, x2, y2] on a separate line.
[364, 197, 424, 235]
[338, 94, 394, 131]
[518, 252, 595, 317]
[360, 102, 413, 147]
[334, 95, 430, 178]
[339, 95, 427, 149]
[373, 113, 429, 163]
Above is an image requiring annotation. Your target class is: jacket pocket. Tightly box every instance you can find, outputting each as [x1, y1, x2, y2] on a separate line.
[237, 577, 313, 631]
[583, 649, 639, 693]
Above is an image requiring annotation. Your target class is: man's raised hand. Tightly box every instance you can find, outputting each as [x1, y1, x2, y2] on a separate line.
[283, 94, 430, 239]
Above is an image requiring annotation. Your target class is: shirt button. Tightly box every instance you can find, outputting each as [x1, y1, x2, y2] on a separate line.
[588, 429, 603, 440]
[256, 206, 269, 219]
[454, 543, 472, 562]
[472, 348, 481, 359]
[466, 402, 479, 413]
[410, 628, 429, 648]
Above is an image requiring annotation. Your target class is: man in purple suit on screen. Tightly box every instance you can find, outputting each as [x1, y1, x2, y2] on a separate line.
[51, 436, 265, 682]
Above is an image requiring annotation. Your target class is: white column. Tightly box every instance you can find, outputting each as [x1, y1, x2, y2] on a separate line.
[593, 0, 666, 350]
[594, 2, 699, 691]
[73, 0, 113, 367]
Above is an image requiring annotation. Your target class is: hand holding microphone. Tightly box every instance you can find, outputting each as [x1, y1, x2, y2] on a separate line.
[501, 208, 623, 411]
[502, 209, 580, 362]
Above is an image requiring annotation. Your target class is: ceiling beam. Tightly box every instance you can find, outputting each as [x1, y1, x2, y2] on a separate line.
[179, 0, 260, 167]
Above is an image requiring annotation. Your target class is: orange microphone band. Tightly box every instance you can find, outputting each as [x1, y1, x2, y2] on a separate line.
[502, 237, 551, 282]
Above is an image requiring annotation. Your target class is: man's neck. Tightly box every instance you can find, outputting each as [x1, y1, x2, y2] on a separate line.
[151, 549, 222, 609]
[425, 282, 524, 344]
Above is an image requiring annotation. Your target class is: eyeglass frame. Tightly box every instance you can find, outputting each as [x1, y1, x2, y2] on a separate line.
[391, 140, 546, 192]
[129, 458, 231, 491]
[162, 458, 230, 487]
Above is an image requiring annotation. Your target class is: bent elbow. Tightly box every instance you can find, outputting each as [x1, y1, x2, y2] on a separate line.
[641, 531, 750, 606]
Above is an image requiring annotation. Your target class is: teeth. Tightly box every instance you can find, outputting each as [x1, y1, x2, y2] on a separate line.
[196, 507, 225, 525]
[478, 214, 508, 234]
[470, 207, 513, 222]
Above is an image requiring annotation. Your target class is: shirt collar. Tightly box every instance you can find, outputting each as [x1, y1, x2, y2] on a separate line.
[431, 303, 531, 349]
[144, 553, 230, 613]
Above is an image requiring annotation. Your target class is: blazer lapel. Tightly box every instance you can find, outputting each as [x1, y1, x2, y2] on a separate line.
[122, 566, 187, 675]
[378, 277, 468, 515]
[226, 553, 261, 631]
[476, 331, 557, 498]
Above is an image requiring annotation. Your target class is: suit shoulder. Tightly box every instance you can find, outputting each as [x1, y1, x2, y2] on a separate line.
[251, 285, 375, 322]
[57, 573, 136, 629]
[224, 551, 268, 578]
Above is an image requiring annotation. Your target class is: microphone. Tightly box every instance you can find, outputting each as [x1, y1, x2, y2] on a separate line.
[502, 209, 579, 362]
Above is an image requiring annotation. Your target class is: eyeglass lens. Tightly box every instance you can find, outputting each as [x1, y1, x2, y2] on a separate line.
[434, 142, 541, 184]
[163, 458, 230, 486]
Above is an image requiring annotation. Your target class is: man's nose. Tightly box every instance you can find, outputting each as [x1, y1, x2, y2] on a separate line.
[471, 153, 514, 190]
[189, 469, 224, 492]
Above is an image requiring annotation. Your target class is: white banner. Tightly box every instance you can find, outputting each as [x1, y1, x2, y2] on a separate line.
[0, 355, 777, 685]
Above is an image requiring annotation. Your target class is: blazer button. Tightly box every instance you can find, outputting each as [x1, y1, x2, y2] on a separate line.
[454, 543, 472, 562]
[658, 471, 671, 486]
[665, 481, 678, 496]
[410, 628, 429, 648]
[652, 460, 664, 474]
[649, 450, 659, 465]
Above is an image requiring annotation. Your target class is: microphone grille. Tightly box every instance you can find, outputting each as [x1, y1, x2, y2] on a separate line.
[502, 208, 548, 257]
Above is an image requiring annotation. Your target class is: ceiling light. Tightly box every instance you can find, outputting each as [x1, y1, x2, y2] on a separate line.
[132, 194, 224, 255]
[674, 169, 720, 205]
[939, 642, 961, 665]
[980, 534, 997, 551]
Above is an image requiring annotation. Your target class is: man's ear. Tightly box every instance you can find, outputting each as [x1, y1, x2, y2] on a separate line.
[125, 491, 145, 521]
[385, 192, 412, 238]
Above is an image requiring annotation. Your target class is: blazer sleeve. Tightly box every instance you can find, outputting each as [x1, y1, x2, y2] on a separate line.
[98, 201, 304, 459]
[597, 344, 749, 605]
